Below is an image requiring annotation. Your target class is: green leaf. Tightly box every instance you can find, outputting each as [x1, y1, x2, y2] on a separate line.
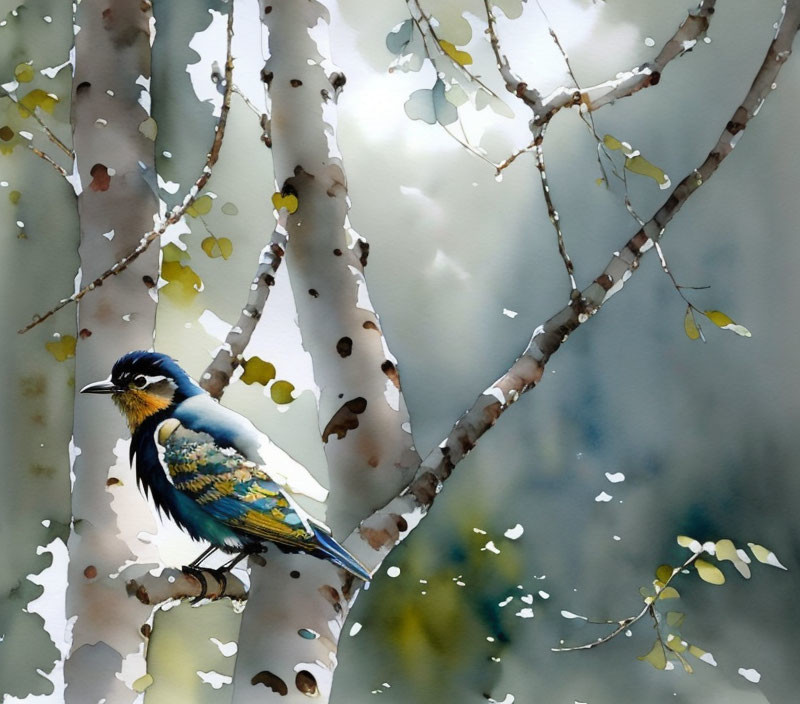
[694, 559, 725, 585]
[186, 194, 212, 217]
[658, 586, 680, 600]
[221, 202, 239, 216]
[747, 543, 787, 570]
[201, 236, 233, 259]
[240, 357, 276, 386]
[270, 380, 295, 405]
[138, 117, 158, 141]
[14, 63, 34, 83]
[655, 564, 674, 583]
[162, 242, 189, 262]
[684, 306, 702, 341]
[625, 154, 670, 188]
[132, 674, 153, 693]
[603, 134, 624, 151]
[637, 641, 667, 670]
[666, 634, 687, 653]
[704, 310, 751, 337]
[9, 189, 20, 204]
[677, 535, 701, 552]
[666, 611, 685, 627]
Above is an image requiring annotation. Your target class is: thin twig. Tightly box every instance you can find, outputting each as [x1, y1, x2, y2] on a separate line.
[552, 551, 701, 652]
[27, 144, 69, 179]
[6, 93, 74, 158]
[495, 138, 537, 174]
[18, 5, 236, 335]
[532, 124, 578, 293]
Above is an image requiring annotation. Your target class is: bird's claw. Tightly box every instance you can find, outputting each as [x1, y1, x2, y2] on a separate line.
[209, 568, 228, 597]
[182, 565, 209, 605]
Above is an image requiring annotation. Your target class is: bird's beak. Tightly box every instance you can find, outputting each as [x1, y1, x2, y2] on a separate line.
[80, 377, 119, 394]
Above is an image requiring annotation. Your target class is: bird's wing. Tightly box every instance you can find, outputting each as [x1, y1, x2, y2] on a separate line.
[155, 418, 318, 548]
[173, 395, 329, 502]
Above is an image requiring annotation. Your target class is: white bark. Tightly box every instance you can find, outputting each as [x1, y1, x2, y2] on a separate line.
[260, 0, 419, 535]
[64, 2, 160, 702]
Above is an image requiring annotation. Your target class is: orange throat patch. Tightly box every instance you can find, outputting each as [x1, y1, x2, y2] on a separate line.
[113, 390, 172, 431]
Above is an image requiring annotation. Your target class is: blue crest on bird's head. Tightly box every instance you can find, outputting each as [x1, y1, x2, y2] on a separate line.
[111, 351, 201, 402]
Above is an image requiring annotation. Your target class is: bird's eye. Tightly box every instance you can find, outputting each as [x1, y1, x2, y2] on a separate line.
[133, 375, 148, 389]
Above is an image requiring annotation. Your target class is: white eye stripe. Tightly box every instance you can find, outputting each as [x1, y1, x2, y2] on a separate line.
[134, 374, 176, 388]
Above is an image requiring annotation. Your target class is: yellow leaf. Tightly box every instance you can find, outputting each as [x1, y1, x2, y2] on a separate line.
[677, 535, 700, 551]
[162, 243, 189, 262]
[704, 310, 751, 337]
[637, 641, 667, 670]
[186, 195, 213, 218]
[240, 357, 276, 386]
[658, 586, 680, 599]
[655, 564, 674, 583]
[694, 559, 725, 585]
[270, 380, 295, 404]
[201, 236, 233, 259]
[45, 335, 76, 362]
[439, 39, 473, 66]
[684, 307, 701, 341]
[14, 63, 34, 83]
[271, 192, 298, 214]
[19, 88, 59, 116]
[603, 134, 623, 151]
[132, 674, 153, 693]
[9, 190, 21, 204]
[138, 117, 158, 141]
[747, 542, 787, 569]
[625, 154, 669, 187]
[160, 260, 202, 305]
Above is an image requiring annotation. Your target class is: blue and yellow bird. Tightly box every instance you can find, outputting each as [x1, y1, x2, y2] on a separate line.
[82, 351, 371, 596]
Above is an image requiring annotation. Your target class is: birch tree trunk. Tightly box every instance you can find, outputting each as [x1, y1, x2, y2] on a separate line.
[64, 2, 160, 701]
[230, 2, 420, 701]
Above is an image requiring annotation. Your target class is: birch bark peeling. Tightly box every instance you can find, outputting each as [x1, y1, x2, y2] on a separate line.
[261, 0, 419, 535]
[65, 2, 159, 702]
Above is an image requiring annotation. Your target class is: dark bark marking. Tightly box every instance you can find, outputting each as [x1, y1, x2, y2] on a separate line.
[357, 240, 369, 267]
[362, 320, 379, 332]
[142, 275, 155, 288]
[329, 72, 346, 90]
[308, 288, 319, 298]
[290, 79, 303, 87]
[296, 671, 318, 696]
[319, 585, 341, 608]
[333, 248, 342, 256]
[0, 126, 13, 141]
[106, 477, 119, 486]
[381, 360, 400, 389]
[594, 273, 613, 291]
[84, 565, 97, 579]
[264, 5, 272, 13]
[252, 671, 288, 696]
[140, 623, 151, 638]
[261, 69, 273, 85]
[89, 163, 111, 192]
[265, 274, 275, 287]
[79, 328, 92, 339]
[336, 336, 352, 357]
[76, 81, 91, 94]
[322, 397, 367, 442]
[290, 570, 300, 579]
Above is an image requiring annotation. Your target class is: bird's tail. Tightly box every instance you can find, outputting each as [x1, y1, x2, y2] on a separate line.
[311, 525, 372, 582]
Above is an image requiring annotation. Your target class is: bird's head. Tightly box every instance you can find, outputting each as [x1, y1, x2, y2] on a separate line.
[81, 351, 202, 431]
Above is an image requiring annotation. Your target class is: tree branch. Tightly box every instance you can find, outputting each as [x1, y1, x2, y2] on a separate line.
[200, 221, 288, 398]
[348, 0, 800, 564]
[26, 143, 70, 180]
[538, 0, 717, 124]
[17, 5, 236, 335]
[126, 569, 248, 605]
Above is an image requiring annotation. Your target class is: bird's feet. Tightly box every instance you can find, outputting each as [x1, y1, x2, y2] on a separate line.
[182, 565, 210, 604]
[181, 565, 229, 604]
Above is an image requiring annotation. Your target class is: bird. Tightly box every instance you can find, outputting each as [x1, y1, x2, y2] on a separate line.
[81, 350, 371, 599]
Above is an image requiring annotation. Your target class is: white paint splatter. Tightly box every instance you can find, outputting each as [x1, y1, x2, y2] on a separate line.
[504, 524, 524, 540]
[604, 472, 625, 483]
[482, 541, 501, 554]
[738, 667, 761, 683]
[386, 566, 401, 578]
[349, 622, 362, 637]
[594, 491, 613, 502]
